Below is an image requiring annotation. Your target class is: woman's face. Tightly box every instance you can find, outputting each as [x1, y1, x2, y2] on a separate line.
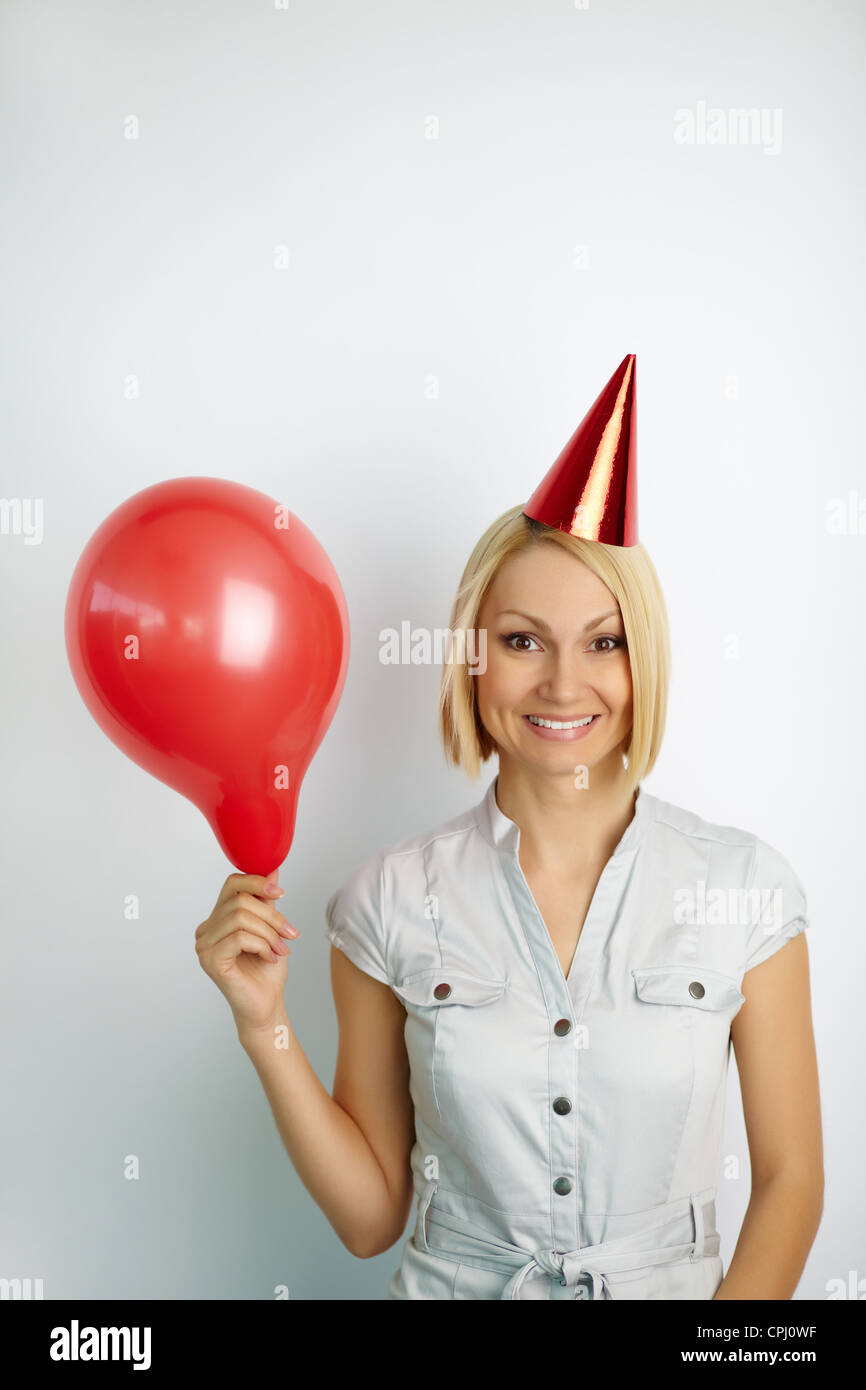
[475, 544, 633, 777]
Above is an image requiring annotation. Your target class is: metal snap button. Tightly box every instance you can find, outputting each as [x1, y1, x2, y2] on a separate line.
[554, 1018, 572, 1036]
[433, 982, 451, 1000]
[553, 1176, 573, 1196]
[553, 1097, 572, 1115]
[688, 980, 705, 999]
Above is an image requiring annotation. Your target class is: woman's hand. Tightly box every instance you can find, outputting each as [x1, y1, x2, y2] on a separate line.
[195, 869, 299, 1033]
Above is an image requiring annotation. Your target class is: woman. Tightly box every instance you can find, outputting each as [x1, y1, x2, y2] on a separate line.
[196, 356, 823, 1299]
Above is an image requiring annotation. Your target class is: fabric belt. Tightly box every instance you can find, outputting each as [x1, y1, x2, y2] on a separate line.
[413, 1179, 720, 1300]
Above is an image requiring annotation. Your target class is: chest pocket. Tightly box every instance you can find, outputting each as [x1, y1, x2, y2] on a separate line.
[595, 963, 747, 1196]
[629, 964, 745, 1112]
[391, 967, 509, 1130]
[632, 965, 745, 1013]
[392, 967, 507, 1009]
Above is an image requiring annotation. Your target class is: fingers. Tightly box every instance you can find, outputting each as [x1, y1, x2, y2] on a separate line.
[197, 902, 294, 957]
[196, 917, 291, 969]
[214, 870, 283, 913]
[218, 928, 287, 966]
[197, 871, 299, 978]
[233, 890, 292, 934]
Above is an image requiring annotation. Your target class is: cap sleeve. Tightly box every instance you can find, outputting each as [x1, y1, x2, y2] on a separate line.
[742, 836, 810, 973]
[325, 852, 392, 986]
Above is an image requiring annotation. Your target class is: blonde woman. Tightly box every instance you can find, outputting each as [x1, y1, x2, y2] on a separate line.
[196, 359, 822, 1299]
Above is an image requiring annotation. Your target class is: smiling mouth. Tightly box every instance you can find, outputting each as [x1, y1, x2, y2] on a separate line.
[524, 713, 600, 730]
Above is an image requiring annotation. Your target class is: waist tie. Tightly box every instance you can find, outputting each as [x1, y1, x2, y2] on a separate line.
[413, 1180, 720, 1300]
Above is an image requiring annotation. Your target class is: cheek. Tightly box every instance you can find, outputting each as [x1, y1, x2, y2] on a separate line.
[602, 660, 632, 713]
[475, 653, 517, 708]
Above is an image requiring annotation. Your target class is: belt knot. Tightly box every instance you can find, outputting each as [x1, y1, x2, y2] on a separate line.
[503, 1249, 613, 1300]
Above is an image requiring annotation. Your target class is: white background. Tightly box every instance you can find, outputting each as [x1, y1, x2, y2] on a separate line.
[1, 0, 862, 1299]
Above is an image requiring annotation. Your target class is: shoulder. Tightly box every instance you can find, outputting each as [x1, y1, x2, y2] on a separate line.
[379, 801, 480, 866]
[324, 799, 483, 985]
[641, 792, 810, 975]
[643, 791, 800, 878]
[645, 791, 758, 851]
[644, 795, 806, 911]
[328, 798, 481, 902]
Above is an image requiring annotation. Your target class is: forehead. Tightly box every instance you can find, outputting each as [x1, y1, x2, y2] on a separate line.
[481, 545, 619, 616]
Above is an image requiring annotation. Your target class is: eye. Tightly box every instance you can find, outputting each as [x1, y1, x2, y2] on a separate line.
[500, 632, 625, 654]
[500, 631, 542, 652]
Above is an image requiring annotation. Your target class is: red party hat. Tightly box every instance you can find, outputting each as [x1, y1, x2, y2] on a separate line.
[523, 353, 638, 546]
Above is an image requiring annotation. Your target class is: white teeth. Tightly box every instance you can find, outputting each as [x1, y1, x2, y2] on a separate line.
[527, 714, 596, 729]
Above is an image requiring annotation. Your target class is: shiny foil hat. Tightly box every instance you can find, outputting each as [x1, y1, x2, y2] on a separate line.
[523, 353, 638, 546]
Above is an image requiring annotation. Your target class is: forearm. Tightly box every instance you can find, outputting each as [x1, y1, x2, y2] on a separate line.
[713, 1173, 823, 1299]
[237, 1012, 396, 1258]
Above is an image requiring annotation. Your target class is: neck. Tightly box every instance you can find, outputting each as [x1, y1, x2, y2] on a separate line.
[494, 753, 638, 877]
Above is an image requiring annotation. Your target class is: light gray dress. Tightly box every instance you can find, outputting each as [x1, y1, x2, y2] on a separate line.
[325, 776, 810, 1300]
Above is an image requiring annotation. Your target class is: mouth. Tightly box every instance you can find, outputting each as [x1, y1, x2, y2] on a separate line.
[522, 712, 603, 742]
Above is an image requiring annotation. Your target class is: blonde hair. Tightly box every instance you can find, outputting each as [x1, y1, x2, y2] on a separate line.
[438, 506, 670, 797]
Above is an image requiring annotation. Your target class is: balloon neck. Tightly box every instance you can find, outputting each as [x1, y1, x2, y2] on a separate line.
[212, 786, 298, 877]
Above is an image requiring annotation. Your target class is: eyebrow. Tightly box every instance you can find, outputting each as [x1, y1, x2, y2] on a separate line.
[495, 608, 621, 636]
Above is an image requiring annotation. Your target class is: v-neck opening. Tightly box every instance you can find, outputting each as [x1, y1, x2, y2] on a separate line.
[515, 853, 607, 989]
[486, 775, 649, 997]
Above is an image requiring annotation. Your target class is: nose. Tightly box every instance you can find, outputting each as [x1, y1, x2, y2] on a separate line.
[535, 648, 594, 705]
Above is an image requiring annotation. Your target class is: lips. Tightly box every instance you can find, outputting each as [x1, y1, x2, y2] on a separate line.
[525, 714, 597, 728]
[522, 712, 603, 741]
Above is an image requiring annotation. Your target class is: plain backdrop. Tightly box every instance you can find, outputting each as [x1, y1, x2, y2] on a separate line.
[1, 0, 863, 1300]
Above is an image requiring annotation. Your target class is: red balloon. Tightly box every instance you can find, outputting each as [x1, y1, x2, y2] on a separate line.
[64, 477, 349, 874]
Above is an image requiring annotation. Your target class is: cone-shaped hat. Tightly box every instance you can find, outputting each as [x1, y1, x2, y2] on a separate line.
[523, 353, 638, 545]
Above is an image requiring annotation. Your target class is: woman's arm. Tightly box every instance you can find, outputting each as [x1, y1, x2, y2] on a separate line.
[716, 933, 823, 1298]
[238, 946, 416, 1259]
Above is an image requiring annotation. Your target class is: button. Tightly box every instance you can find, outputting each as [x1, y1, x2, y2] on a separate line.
[554, 1018, 571, 1036]
[553, 1097, 572, 1115]
[433, 982, 451, 1000]
[553, 1177, 573, 1196]
[688, 980, 705, 999]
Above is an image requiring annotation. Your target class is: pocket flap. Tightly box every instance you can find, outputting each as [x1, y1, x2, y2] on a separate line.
[393, 968, 507, 1008]
[632, 964, 745, 1011]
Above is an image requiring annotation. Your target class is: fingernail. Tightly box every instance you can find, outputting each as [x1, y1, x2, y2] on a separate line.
[265, 885, 284, 898]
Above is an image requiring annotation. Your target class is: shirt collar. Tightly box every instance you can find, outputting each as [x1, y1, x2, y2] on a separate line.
[475, 772, 652, 858]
